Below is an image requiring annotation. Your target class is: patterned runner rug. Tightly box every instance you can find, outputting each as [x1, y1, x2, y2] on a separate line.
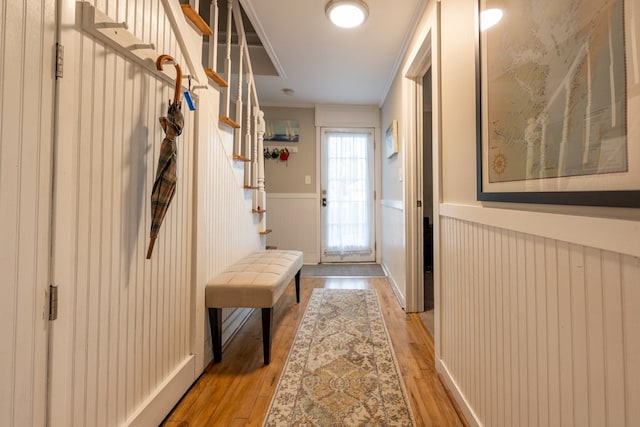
[263, 288, 415, 426]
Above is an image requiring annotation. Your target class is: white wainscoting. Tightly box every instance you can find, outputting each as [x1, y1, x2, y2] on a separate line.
[381, 200, 406, 307]
[439, 213, 640, 427]
[266, 193, 319, 263]
[194, 115, 262, 368]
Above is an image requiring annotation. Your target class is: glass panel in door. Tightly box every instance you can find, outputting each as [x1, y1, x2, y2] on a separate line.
[320, 129, 375, 263]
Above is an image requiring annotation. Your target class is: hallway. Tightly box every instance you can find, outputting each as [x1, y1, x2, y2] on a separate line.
[163, 277, 466, 426]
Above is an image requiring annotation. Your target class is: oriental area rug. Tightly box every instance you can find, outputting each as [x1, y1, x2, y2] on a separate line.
[263, 289, 415, 426]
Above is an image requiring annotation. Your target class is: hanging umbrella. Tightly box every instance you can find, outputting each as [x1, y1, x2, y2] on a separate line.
[146, 54, 184, 259]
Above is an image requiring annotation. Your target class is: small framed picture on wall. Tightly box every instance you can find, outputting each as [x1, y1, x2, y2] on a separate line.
[386, 120, 398, 158]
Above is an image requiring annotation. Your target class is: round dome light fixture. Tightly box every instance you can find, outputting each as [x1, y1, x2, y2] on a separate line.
[325, 0, 369, 29]
[480, 8, 503, 31]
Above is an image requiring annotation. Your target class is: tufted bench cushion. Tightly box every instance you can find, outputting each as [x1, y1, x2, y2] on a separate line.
[205, 250, 303, 308]
[206, 250, 303, 365]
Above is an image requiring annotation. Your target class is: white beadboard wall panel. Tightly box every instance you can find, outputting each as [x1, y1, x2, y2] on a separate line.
[381, 200, 406, 306]
[193, 111, 262, 368]
[50, 1, 197, 426]
[623, 255, 640, 425]
[265, 194, 319, 264]
[0, 1, 55, 426]
[439, 215, 640, 427]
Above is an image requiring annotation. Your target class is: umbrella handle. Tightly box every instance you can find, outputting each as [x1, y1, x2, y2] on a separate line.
[156, 54, 182, 104]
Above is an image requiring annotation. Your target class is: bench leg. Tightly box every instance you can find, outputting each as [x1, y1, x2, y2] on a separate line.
[262, 308, 273, 365]
[209, 308, 222, 363]
[295, 269, 301, 303]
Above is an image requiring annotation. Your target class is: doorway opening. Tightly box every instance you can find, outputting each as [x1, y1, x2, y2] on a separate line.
[422, 68, 435, 335]
[320, 128, 375, 263]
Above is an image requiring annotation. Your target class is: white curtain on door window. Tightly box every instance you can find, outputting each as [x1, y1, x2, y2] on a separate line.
[325, 132, 372, 254]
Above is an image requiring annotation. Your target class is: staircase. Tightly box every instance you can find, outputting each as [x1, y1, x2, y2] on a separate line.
[181, 0, 270, 235]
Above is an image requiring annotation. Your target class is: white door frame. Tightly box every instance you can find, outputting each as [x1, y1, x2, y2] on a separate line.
[403, 1, 441, 361]
[313, 105, 382, 265]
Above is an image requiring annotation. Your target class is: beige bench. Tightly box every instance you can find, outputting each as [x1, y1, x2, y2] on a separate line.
[205, 250, 303, 365]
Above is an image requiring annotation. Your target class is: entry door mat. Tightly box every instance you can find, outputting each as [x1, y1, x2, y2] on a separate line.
[301, 263, 386, 277]
[263, 289, 415, 426]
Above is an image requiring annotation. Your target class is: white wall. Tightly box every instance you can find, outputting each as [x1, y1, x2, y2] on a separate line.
[261, 107, 319, 262]
[380, 58, 409, 305]
[266, 193, 319, 263]
[379, 1, 435, 309]
[389, 0, 640, 425]
[262, 107, 316, 194]
[380, 0, 640, 425]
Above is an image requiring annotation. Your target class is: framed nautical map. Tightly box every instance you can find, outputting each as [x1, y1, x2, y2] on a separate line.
[476, 0, 640, 206]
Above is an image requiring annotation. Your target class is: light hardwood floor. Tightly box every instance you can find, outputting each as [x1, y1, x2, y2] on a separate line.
[162, 277, 467, 426]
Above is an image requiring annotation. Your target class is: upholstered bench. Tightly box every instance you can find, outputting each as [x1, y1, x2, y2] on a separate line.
[205, 250, 303, 365]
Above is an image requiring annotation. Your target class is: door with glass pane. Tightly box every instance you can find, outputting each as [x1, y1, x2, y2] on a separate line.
[320, 128, 375, 263]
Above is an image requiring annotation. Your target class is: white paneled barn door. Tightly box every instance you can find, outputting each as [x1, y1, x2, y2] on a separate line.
[0, 1, 56, 426]
[49, 1, 196, 426]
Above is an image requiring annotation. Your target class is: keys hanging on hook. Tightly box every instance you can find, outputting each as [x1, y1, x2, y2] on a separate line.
[184, 75, 196, 111]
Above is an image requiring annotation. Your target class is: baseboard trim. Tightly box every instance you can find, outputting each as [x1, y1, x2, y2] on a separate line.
[222, 307, 254, 350]
[381, 263, 406, 309]
[126, 355, 196, 427]
[436, 359, 481, 427]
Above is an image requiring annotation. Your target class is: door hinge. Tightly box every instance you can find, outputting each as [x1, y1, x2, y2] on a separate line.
[55, 43, 64, 79]
[373, 190, 376, 201]
[49, 285, 58, 321]
[417, 200, 422, 208]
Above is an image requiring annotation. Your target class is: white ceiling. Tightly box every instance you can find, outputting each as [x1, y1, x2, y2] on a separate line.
[240, 0, 427, 107]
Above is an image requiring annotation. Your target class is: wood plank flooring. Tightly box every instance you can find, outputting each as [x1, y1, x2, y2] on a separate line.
[162, 277, 467, 426]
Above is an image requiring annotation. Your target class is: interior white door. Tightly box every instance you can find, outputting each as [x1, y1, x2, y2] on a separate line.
[320, 128, 375, 263]
[49, 2, 197, 425]
[0, 1, 56, 426]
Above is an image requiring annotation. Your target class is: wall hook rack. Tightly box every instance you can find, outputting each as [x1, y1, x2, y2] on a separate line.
[80, 2, 188, 94]
[95, 21, 128, 30]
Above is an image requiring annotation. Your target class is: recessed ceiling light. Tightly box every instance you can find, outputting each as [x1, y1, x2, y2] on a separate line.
[325, 0, 369, 29]
[480, 8, 503, 31]
[282, 88, 295, 96]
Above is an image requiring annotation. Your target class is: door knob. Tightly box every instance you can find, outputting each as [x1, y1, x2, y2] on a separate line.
[322, 197, 327, 206]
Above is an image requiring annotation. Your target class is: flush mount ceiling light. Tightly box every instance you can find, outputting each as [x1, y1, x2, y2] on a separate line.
[325, 0, 369, 29]
[480, 8, 503, 31]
